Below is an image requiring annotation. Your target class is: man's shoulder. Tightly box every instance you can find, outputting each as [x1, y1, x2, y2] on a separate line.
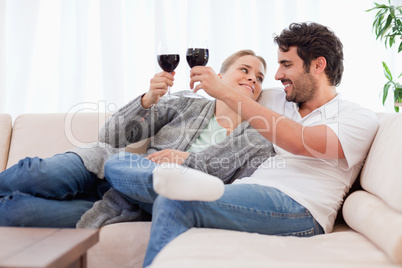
[331, 97, 379, 132]
[336, 97, 377, 119]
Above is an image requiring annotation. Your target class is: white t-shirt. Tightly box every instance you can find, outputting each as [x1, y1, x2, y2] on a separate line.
[234, 88, 379, 233]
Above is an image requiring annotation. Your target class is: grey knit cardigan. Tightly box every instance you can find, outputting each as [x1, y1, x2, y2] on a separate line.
[70, 91, 274, 183]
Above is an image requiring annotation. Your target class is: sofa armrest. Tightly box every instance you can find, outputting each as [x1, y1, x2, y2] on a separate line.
[361, 113, 402, 213]
[343, 190, 402, 264]
[0, 114, 12, 171]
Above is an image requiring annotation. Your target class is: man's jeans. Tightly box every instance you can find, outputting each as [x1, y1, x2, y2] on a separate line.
[103, 153, 324, 268]
[0, 153, 108, 227]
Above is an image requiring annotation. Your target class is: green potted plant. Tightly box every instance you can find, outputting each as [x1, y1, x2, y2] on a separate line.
[367, 0, 402, 112]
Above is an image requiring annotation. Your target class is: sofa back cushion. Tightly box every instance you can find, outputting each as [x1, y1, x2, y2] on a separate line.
[360, 112, 402, 213]
[7, 112, 149, 169]
[0, 114, 12, 171]
[7, 113, 108, 168]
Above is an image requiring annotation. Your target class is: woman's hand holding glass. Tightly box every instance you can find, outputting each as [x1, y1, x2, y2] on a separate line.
[141, 71, 175, 109]
[157, 40, 180, 100]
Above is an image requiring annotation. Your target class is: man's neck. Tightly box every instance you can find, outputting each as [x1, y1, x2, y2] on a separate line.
[298, 85, 337, 117]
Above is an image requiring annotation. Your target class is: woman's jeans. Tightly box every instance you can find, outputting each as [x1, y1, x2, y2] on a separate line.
[103, 153, 324, 268]
[0, 153, 109, 228]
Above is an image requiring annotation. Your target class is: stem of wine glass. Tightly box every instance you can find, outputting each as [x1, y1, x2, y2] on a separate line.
[167, 86, 171, 97]
[167, 70, 174, 97]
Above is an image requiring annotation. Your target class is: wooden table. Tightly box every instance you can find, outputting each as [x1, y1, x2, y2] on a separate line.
[0, 227, 99, 268]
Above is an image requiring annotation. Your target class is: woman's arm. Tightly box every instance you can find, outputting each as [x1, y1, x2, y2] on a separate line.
[98, 72, 178, 148]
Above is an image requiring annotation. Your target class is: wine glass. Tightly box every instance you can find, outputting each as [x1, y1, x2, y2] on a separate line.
[157, 40, 180, 100]
[184, 40, 209, 98]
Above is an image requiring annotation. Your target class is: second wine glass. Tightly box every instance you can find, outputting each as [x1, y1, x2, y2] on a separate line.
[157, 41, 180, 100]
[184, 40, 209, 98]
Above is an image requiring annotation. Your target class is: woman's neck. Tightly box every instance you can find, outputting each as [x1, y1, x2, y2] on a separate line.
[215, 100, 243, 134]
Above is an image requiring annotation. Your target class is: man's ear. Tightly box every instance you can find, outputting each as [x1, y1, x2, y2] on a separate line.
[314, 57, 327, 74]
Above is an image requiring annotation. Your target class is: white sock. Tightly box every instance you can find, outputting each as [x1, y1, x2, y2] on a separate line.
[153, 164, 224, 201]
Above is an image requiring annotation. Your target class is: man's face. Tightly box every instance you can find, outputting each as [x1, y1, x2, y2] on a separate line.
[274, 46, 317, 104]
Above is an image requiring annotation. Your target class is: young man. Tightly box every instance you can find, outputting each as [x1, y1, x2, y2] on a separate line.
[141, 22, 379, 267]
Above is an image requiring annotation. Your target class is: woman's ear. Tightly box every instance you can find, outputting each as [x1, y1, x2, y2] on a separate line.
[218, 73, 222, 79]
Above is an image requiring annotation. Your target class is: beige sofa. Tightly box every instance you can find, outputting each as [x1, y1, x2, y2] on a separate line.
[1, 90, 402, 268]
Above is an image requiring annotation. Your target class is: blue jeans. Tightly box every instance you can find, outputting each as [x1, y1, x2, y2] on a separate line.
[103, 153, 324, 268]
[104, 153, 158, 214]
[0, 153, 109, 228]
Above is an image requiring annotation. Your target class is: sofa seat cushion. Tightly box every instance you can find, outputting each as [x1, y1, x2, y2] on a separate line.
[150, 225, 398, 268]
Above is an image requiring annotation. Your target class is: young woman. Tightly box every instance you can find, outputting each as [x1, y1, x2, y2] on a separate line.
[0, 50, 274, 228]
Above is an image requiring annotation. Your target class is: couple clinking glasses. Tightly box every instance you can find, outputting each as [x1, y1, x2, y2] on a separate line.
[0, 22, 379, 268]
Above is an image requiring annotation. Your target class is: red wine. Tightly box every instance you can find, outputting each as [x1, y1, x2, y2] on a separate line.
[157, 54, 180, 72]
[186, 48, 209, 68]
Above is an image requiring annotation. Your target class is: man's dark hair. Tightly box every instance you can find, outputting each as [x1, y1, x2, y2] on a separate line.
[274, 22, 344, 86]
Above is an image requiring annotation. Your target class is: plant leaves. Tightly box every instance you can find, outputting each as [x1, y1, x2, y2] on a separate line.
[382, 61, 393, 80]
[370, 1, 402, 111]
[395, 86, 402, 100]
[377, 4, 389, 9]
[375, 12, 386, 38]
[367, 3, 389, 11]
[383, 82, 391, 105]
[390, 6, 395, 18]
[394, 88, 402, 113]
[389, 35, 395, 47]
[394, 87, 402, 99]
[379, 14, 393, 39]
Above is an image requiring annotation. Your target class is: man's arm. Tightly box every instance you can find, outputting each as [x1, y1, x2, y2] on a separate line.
[191, 67, 344, 160]
[225, 90, 344, 159]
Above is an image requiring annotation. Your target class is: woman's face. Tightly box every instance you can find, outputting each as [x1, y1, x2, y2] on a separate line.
[219, 55, 265, 101]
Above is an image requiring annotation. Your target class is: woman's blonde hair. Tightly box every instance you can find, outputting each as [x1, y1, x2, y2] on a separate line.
[219, 50, 267, 74]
